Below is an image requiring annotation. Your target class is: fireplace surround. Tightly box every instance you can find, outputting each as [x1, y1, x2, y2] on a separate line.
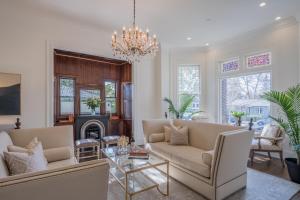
[75, 115, 109, 141]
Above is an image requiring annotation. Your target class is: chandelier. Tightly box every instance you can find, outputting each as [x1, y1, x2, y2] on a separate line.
[111, 0, 159, 63]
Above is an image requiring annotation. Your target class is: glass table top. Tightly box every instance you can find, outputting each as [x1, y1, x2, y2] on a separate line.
[101, 146, 167, 173]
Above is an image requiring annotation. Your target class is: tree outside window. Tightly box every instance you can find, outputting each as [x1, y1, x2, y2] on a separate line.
[59, 78, 75, 115]
[177, 65, 200, 118]
[105, 81, 117, 113]
[221, 72, 271, 130]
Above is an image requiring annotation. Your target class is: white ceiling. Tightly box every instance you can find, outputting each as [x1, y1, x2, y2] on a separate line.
[24, 0, 300, 47]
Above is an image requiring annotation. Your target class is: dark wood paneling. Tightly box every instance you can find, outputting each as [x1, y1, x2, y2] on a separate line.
[54, 49, 132, 137]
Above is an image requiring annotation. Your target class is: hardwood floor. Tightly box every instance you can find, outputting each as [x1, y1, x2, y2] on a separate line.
[247, 154, 289, 180]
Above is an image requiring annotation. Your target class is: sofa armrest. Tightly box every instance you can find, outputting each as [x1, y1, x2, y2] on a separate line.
[0, 159, 109, 200]
[212, 129, 253, 187]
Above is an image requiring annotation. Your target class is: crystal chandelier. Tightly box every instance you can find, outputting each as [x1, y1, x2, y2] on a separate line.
[111, 0, 159, 63]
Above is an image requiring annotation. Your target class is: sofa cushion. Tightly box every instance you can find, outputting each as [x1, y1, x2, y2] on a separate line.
[148, 142, 211, 178]
[149, 133, 165, 143]
[47, 157, 78, 170]
[0, 131, 13, 178]
[4, 142, 48, 175]
[44, 147, 72, 163]
[251, 139, 281, 150]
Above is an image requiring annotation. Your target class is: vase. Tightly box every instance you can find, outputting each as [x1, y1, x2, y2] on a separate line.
[285, 158, 300, 183]
[91, 110, 96, 115]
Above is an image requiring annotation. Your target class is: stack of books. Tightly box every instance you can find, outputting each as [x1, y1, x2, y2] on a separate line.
[128, 149, 149, 159]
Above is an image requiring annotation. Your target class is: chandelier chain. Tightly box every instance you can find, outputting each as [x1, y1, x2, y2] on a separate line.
[133, 0, 136, 26]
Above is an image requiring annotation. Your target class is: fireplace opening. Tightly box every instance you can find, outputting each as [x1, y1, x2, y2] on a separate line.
[80, 119, 105, 141]
[85, 124, 101, 140]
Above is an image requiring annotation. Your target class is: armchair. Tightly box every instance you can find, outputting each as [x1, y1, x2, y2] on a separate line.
[250, 125, 284, 167]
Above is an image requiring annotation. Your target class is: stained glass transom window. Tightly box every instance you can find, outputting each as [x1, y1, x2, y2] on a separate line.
[220, 58, 240, 73]
[247, 52, 271, 68]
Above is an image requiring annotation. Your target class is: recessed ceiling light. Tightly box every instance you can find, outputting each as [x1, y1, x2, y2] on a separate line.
[187, 37, 192, 41]
[259, 2, 266, 7]
[275, 16, 281, 21]
[205, 43, 210, 46]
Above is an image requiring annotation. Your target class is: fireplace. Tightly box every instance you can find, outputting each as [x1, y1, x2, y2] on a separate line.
[75, 115, 109, 141]
[80, 119, 105, 140]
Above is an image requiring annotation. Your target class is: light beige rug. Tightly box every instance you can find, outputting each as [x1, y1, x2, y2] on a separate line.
[108, 168, 300, 200]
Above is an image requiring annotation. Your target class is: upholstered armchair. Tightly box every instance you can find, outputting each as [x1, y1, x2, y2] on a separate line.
[250, 124, 284, 166]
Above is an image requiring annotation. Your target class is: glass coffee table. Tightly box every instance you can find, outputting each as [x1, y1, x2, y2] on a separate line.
[102, 146, 169, 200]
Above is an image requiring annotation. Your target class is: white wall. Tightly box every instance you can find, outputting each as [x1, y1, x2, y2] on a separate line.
[0, 1, 161, 144]
[167, 47, 207, 115]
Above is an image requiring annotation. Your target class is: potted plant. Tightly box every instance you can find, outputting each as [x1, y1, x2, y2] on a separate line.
[231, 111, 245, 126]
[262, 84, 300, 183]
[84, 97, 104, 115]
[163, 94, 201, 119]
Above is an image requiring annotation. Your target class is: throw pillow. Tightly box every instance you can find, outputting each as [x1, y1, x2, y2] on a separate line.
[169, 125, 189, 145]
[44, 147, 71, 163]
[149, 133, 165, 143]
[164, 124, 181, 142]
[4, 139, 48, 175]
[261, 124, 280, 138]
[164, 126, 172, 142]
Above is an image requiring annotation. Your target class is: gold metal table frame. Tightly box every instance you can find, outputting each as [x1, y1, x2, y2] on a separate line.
[102, 147, 169, 200]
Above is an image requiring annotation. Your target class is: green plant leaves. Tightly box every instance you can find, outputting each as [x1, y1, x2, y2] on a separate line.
[262, 84, 300, 154]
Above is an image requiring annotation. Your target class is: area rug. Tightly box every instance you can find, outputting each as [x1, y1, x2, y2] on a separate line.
[108, 168, 300, 200]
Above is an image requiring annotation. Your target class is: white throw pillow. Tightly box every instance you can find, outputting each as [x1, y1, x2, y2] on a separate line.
[261, 124, 279, 138]
[169, 125, 189, 145]
[4, 139, 48, 175]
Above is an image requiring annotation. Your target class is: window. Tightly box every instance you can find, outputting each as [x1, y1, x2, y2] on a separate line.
[80, 89, 101, 114]
[59, 78, 75, 115]
[220, 72, 271, 130]
[246, 52, 271, 68]
[105, 81, 117, 113]
[220, 57, 240, 73]
[177, 65, 200, 118]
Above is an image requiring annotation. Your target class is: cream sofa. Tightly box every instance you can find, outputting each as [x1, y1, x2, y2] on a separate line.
[0, 126, 109, 200]
[142, 119, 253, 200]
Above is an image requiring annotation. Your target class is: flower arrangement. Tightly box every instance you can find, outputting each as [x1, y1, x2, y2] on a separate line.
[84, 97, 104, 115]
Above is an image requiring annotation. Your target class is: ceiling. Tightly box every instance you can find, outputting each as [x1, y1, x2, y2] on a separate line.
[24, 0, 300, 47]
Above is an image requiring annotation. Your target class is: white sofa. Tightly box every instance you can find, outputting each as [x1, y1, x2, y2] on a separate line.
[0, 125, 109, 200]
[142, 119, 253, 200]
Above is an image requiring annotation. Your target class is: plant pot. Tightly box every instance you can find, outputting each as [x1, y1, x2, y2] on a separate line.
[285, 158, 300, 184]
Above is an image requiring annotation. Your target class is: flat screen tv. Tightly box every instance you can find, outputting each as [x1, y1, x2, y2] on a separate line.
[0, 73, 21, 115]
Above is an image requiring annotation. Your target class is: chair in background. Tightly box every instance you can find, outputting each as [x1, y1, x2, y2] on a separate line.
[250, 124, 285, 167]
